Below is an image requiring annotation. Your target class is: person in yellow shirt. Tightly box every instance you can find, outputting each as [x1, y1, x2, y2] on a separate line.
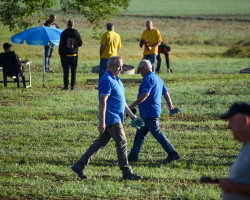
[140, 20, 162, 72]
[99, 23, 121, 80]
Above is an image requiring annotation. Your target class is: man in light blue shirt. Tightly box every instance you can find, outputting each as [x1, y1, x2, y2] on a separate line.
[128, 59, 180, 163]
[72, 56, 141, 180]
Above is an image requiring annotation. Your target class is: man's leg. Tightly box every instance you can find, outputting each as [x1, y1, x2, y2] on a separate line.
[44, 45, 50, 71]
[129, 119, 149, 161]
[99, 58, 108, 80]
[147, 118, 180, 162]
[147, 118, 175, 153]
[72, 129, 111, 178]
[108, 122, 141, 180]
[60, 56, 69, 89]
[70, 56, 78, 90]
[156, 53, 162, 73]
[47, 46, 54, 71]
[165, 53, 172, 73]
[108, 122, 132, 176]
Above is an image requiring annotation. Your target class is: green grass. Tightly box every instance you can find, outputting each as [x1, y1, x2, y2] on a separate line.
[123, 0, 250, 17]
[1, 2, 250, 199]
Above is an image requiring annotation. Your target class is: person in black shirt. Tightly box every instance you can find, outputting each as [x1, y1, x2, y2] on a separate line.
[0, 43, 26, 88]
[59, 20, 82, 90]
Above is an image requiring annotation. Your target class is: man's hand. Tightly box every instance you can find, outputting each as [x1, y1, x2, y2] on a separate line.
[170, 108, 180, 116]
[131, 118, 145, 129]
[219, 179, 237, 193]
[98, 121, 105, 133]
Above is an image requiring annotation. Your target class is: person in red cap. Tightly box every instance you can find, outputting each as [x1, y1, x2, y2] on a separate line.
[219, 102, 250, 199]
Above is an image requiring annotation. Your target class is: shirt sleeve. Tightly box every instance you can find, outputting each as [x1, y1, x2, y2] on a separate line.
[162, 83, 168, 94]
[157, 30, 162, 43]
[100, 33, 107, 46]
[99, 78, 111, 95]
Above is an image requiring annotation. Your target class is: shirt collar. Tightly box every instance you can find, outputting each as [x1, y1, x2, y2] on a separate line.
[106, 71, 120, 80]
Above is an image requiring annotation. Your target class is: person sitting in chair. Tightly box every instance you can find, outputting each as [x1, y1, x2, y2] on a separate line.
[0, 43, 26, 88]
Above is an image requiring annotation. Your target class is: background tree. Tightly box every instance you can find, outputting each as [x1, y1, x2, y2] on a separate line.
[0, 0, 130, 31]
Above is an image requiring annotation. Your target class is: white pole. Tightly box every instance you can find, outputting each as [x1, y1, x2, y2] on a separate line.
[43, 47, 45, 87]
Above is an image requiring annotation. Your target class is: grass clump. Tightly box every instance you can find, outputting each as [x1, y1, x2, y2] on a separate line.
[224, 40, 250, 57]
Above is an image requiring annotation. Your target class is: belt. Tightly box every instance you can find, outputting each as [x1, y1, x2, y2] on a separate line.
[66, 54, 78, 57]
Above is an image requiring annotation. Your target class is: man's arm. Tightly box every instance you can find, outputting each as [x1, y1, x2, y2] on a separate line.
[147, 41, 161, 51]
[76, 31, 82, 47]
[100, 45, 104, 57]
[130, 93, 149, 109]
[99, 94, 108, 133]
[219, 178, 250, 197]
[163, 92, 174, 110]
[125, 103, 136, 119]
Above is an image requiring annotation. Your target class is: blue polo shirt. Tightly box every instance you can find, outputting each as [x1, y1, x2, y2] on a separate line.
[98, 71, 125, 126]
[138, 72, 168, 118]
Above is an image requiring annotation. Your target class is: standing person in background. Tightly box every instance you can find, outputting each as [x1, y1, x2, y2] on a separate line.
[139, 20, 162, 72]
[156, 42, 172, 74]
[44, 14, 59, 73]
[59, 20, 82, 90]
[128, 59, 180, 163]
[71, 56, 141, 181]
[99, 23, 121, 80]
[219, 102, 250, 200]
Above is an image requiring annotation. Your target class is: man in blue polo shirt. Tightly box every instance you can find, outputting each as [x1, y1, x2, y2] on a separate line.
[128, 59, 180, 163]
[71, 56, 141, 180]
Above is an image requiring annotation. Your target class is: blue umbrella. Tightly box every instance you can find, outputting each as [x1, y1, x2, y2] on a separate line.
[11, 26, 63, 86]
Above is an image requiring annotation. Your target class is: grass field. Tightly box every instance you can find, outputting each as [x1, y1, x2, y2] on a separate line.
[1, 1, 250, 199]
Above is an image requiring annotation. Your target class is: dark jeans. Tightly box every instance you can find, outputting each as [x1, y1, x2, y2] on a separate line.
[131, 117, 175, 156]
[156, 53, 170, 73]
[60, 55, 78, 88]
[99, 58, 108, 80]
[44, 45, 54, 71]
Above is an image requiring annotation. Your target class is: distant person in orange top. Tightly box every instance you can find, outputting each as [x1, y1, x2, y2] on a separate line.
[99, 23, 121, 80]
[139, 20, 162, 72]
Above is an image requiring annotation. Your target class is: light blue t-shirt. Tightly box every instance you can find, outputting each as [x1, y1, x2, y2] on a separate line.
[98, 71, 125, 126]
[138, 72, 168, 118]
[222, 140, 250, 200]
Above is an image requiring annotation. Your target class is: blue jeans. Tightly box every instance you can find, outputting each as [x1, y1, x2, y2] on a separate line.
[99, 58, 108, 80]
[131, 117, 175, 156]
[44, 44, 54, 71]
[143, 54, 156, 72]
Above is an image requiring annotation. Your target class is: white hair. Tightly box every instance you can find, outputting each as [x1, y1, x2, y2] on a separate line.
[107, 56, 122, 68]
[139, 59, 152, 71]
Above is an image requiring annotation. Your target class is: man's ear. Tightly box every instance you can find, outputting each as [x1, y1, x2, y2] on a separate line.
[244, 115, 250, 126]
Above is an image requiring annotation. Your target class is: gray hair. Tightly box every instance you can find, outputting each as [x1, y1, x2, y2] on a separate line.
[139, 59, 152, 71]
[107, 56, 123, 68]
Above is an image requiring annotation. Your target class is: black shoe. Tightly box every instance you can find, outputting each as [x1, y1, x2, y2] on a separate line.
[71, 87, 76, 91]
[123, 173, 142, 180]
[163, 151, 180, 164]
[61, 87, 68, 90]
[71, 164, 87, 179]
[128, 152, 139, 162]
[46, 69, 54, 73]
